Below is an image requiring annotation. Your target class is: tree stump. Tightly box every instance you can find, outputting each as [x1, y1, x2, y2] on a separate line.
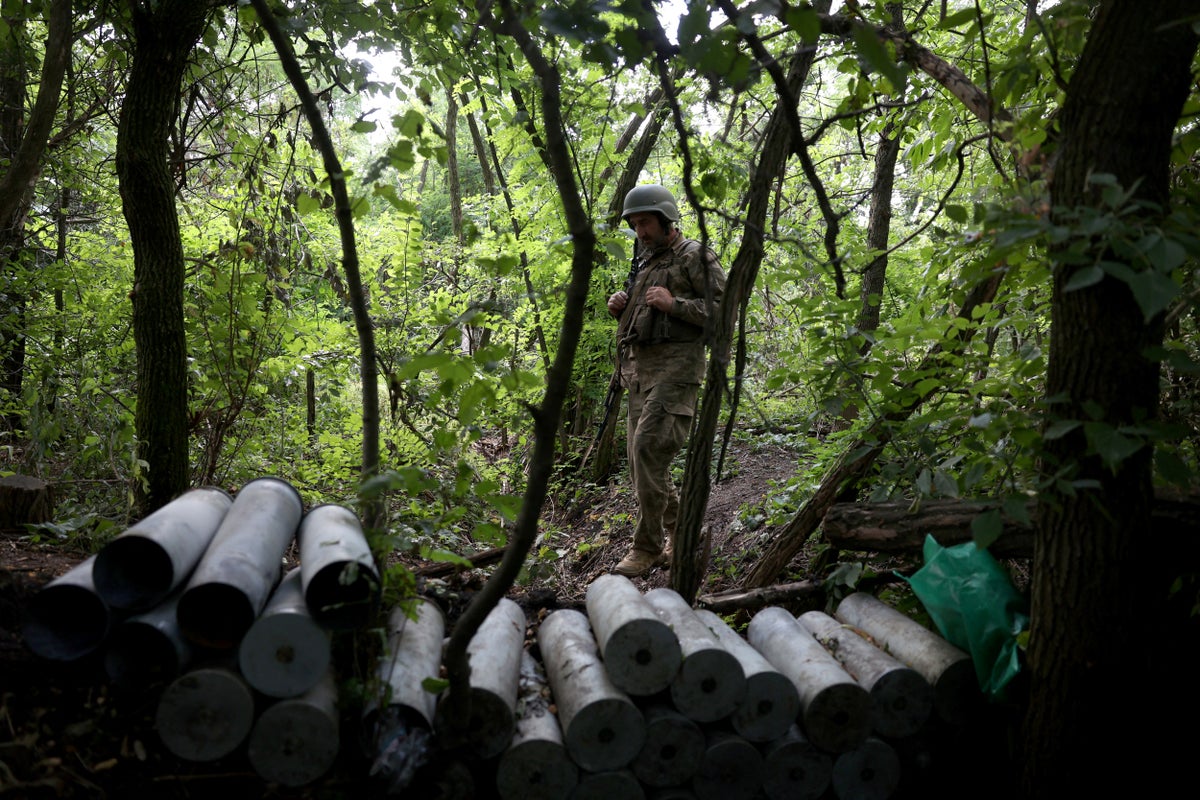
[0, 475, 54, 530]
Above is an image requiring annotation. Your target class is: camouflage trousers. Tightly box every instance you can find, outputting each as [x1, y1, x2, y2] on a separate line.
[626, 382, 698, 555]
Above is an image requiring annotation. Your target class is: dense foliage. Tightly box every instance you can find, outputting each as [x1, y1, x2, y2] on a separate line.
[2, 3, 1198, 792]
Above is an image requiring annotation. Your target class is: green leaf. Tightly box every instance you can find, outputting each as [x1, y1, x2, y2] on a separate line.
[1044, 419, 1081, 440]
[851, 26, 907, 94]
[971, 508, 1004, 549]
[933, 470, 959, 498]
[295, 192, 321, 215]
[422, 677, 449, 694]
[944, 204, 968, 223]
[784, 7, 821, 43]
[1084, 422, 1142, 470]
[1063, 264, 1103, 292]
[1122, 268, 1181, 321]
[350, 120, 377, 133]
[937, 8, 979, 28]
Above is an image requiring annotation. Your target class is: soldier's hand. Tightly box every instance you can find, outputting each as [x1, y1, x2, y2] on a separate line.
[645, 286, 675, 312]
[607, 290, 628, 316]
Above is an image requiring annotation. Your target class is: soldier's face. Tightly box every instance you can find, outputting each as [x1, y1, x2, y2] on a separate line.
[628, 212, 671, 252]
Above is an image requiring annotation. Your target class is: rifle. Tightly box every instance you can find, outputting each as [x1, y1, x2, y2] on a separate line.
[579, 240, 641, 472]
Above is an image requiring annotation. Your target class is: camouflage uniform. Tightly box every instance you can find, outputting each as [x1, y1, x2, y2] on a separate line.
[617, 234, 726, 558]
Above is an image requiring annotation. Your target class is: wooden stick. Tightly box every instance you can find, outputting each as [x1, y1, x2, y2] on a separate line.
[747, 607, 872, 754]
[694, 608, 800, 743]
[585, 574, 682, 696]
[538, 608, 646, 772]
[833, 592, 978, 726]
[629, 704, 705, 789]
[798, 610, 933, 738]
[643, 588, 746, 722]
[760, 724, 833, 800]
[496, 650, 579, 800]
[697, 580, 822, 614]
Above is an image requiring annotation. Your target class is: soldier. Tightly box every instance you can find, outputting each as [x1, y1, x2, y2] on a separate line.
[606, 185, 727, 577]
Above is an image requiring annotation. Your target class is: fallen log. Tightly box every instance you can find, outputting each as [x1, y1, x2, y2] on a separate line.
[822, 499, 1031, 557]
[696, 580, 822, 614]
[822, 495, 1200, 558]
[415, 545, 507, 578]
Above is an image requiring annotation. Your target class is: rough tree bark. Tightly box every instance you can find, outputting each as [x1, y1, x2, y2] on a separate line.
[437, 0, 598, 744]
[1022, 2, 1199, 795]
[670, 0, 832, 604]
[0, 0, 71, 431]
[116, 0, 224, 511]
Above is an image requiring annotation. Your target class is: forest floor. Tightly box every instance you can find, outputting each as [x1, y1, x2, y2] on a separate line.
[0, 437, 979, 799]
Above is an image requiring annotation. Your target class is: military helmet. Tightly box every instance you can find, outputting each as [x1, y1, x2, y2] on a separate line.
[621, 184, 680, 226]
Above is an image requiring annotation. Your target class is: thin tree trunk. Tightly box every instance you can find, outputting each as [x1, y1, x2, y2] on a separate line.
[0, 0, 71, 431]
[251, 0, 382, 529]
[1022, 2, 1198, 795]
[117, 0, 218, 511]
[672, 0, 833, 602]
[445, 87, 464, 246]
[458, 90, 496, 196]
[439, 3, 598, 745]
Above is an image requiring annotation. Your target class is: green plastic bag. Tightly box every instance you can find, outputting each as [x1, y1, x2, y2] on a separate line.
[904, 534, 1029, 700]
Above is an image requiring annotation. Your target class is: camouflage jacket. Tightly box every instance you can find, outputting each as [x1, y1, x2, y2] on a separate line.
[617, 233, 726, 391]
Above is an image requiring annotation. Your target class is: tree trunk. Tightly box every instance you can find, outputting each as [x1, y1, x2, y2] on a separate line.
[673, 0, 831, 602]
[822, 496, 1200, 559]
[0, 0, 70, 431]
[1022, 2, 1198, 795]
[445, 87, 464, 246]
[117, 1, 217, 511]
